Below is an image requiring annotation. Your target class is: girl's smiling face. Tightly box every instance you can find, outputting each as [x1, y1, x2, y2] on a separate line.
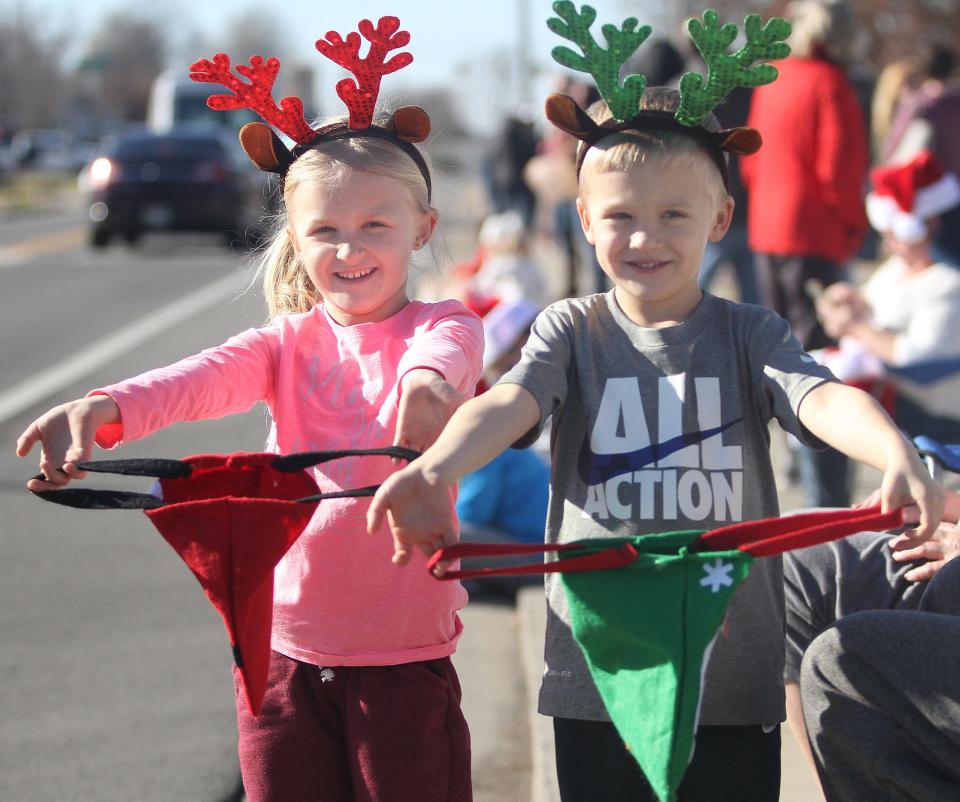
[577, 153, 733, 327]
[287, 170, 436, 326]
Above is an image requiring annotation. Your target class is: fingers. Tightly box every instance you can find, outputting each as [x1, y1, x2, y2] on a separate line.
[25, 469, 68, 492]
[890, 538, 944, 560]
[391, 542, 413, 566]
[879, 459, 941, 542]
[389, 532, 451, 566]
[431, 557, 454, 578]
[15, 420, 41, 458]
[367, 487, 388, 535]
[914, 488, 944, 542]
[903, 562, 941, 583]
[897, 502, 921, 529]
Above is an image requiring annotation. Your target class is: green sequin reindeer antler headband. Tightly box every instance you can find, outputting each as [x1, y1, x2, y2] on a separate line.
[545, 3, 792, 187]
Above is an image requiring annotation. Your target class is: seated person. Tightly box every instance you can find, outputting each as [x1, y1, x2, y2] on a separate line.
[816, 150, 960, 441]
[783, 486, 960, 793]
[453, 210, 550, 310]
[800, 555, 960, 802]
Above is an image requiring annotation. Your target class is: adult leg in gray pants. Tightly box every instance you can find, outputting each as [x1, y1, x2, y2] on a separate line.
[800, 558, 960, 801]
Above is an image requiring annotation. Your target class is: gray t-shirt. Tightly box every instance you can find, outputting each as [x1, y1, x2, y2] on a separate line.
[499, 291, 835, 725]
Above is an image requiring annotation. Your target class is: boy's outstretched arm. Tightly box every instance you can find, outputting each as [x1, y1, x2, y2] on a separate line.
[798, 382, 944, 541]
[16, 395, 120, 491]
[368, 382, 541, 566]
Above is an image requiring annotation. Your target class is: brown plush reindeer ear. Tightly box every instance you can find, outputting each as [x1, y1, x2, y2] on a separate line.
[239, 122, 295, 174]
[390, 106, 431, 143]
[545, 93, 601, 141]
[717, 126, 762, 156]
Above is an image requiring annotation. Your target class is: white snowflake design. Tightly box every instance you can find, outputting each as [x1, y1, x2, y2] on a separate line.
[320, 668, 336, 683]
[699, 558, 735, 593]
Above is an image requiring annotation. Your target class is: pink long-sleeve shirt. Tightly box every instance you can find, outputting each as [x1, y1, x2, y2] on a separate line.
[92, 299, 484, 667]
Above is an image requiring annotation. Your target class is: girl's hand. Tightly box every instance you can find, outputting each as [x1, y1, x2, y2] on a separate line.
[15, 395, 120, 491]
[395, 369, 465, 454]
[367, 461, 457, 567]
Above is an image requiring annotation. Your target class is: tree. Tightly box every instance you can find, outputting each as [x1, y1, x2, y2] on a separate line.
[81, 12, 168, 122]
[0, 3, 68, 131]
[220, 9, 289, 62]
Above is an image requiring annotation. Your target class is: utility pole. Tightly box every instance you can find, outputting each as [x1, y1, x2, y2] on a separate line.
[516, 0, 532, 109]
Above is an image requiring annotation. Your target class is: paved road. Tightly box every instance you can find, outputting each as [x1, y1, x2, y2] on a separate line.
[0, 201, 529, 801]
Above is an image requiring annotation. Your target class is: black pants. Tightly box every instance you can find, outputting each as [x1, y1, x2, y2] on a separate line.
[554, 717, 780, 802]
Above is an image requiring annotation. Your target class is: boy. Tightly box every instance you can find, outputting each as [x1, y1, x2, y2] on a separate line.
[368, 87, 942, 801]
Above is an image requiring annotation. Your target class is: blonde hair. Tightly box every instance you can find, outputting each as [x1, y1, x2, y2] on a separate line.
[256, 116, 436, 318]
[578, 87, 728, 208]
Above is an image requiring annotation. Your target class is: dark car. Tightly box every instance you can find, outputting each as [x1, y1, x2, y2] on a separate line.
[82, 127, 272, 249]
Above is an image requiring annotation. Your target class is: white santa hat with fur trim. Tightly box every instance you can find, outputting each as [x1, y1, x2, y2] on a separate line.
[866, 150, 960, 243]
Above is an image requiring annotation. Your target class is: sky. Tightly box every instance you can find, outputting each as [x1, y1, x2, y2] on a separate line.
[37, 0, 683, 134]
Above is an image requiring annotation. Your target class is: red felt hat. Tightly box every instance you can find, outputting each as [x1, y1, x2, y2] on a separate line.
[866, 150, 960, 242]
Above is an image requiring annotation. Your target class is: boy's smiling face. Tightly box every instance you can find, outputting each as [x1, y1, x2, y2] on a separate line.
[577, 153, 733, 327]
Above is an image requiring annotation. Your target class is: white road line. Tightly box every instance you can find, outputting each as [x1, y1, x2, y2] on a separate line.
[0, 270, 247, 424]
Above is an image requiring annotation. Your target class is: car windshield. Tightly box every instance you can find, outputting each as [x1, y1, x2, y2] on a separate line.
[113, 137, 227, 162]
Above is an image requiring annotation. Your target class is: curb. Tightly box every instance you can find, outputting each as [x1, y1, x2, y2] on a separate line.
[517, 586, 561, 802]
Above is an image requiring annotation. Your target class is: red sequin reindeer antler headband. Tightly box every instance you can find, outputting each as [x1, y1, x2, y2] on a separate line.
[189, 16, 432, 199]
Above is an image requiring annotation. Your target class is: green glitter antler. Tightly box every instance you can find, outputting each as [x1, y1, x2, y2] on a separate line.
[547, 1, 651, 122]
[676, 10, 791, 126]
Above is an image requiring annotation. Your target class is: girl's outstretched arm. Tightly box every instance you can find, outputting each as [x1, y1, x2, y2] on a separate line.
[16, 395, 120, 491]
[394, 369, 466, 454]
[368, 381, 541, 566]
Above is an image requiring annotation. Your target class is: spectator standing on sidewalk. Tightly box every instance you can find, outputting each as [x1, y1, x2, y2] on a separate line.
[741, 0, 869, 351]
[741, 0, 870, 506]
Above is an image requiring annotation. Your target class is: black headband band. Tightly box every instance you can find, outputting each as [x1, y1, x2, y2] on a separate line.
[290, 123, 433, 202]
[575, 111, 730, 192]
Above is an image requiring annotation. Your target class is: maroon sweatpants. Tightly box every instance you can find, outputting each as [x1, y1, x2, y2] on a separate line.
[235, 650, 472, 802]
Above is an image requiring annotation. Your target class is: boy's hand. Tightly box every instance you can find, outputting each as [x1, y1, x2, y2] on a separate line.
[367, 461, 457, 567]
[395, 369, 465, 454]
[878, 454, 944, 545]
[16, 395, 120, 491]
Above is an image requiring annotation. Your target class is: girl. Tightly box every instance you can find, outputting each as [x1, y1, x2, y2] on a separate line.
[16, 111, 483, 801]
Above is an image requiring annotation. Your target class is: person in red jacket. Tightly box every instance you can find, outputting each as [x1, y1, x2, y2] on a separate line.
[741, 0, 869, 352]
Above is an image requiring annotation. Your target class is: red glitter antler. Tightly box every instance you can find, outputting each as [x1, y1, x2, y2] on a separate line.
[189, 53, 318, 145]
[315, 16, 413, 129]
